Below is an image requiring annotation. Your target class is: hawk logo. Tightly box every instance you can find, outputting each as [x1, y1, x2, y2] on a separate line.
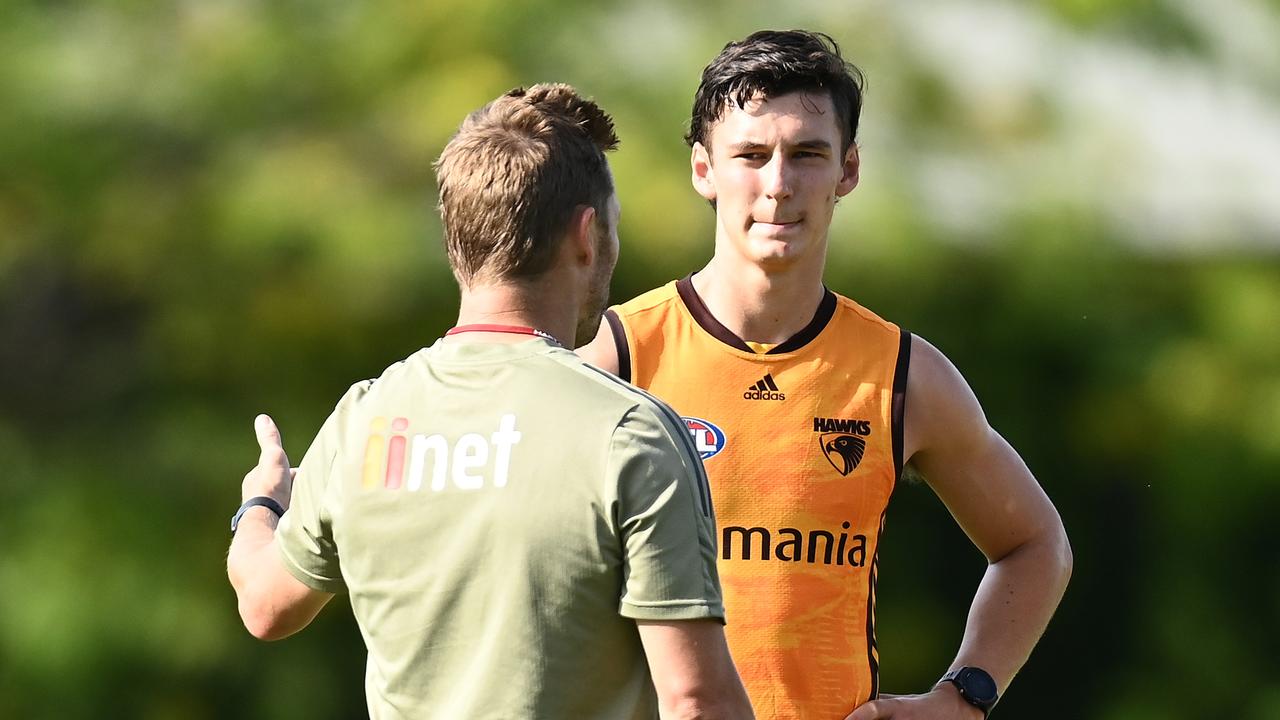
[820, 433, 866, 476]
[743, 373, 785, 401]
[683, 416, 726, 460]
[813, 417, 872, 476]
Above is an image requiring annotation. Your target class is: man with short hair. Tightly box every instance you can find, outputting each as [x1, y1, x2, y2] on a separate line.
[227, 84, 753, 720]
[580, 30, 1073, 719]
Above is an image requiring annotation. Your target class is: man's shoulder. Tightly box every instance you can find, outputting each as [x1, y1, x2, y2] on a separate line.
[541, 348, 685, 431]
[547, 350, 681, 421]
[336, 350, 424, 403]
[831, 291, 900, 337]
[611, 280, 681, 319]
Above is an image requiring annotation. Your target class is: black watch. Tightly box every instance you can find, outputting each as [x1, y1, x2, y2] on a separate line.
[230, 496, 286, 534]
[939, 666, 999, 717]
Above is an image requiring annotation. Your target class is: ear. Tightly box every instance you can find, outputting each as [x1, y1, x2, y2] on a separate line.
[568, 204, 598, 269]
[836, 142, 860, 197]
[691, 142, 717, 202]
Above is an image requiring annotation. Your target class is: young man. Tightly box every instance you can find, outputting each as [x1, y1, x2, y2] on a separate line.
[581, 31, 1072, 719]
[227, 84, 753, 720]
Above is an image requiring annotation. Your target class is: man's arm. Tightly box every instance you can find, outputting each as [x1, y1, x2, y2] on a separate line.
[227, 415, 333, 641]
[577, 315, 621, 374]
[850, 335, 1072, 719]
[637, 620, 755, 720]
[611, 403, 753, 719]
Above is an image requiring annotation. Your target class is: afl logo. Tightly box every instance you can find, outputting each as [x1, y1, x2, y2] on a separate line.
[683, 417, 726, 460]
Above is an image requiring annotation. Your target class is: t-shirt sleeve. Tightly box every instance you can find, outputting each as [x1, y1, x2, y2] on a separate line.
[276, 381, 371, 593]
[611, 402, 724, 622]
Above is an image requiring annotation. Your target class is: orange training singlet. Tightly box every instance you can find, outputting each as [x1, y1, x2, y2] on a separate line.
[607, 276, 910, 719]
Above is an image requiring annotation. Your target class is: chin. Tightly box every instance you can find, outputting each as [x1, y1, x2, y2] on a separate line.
[749, 238, 806, 264]
[575, 301, 608, 348]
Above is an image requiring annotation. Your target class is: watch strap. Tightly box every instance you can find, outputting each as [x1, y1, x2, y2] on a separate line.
[231, 496, 286, 534]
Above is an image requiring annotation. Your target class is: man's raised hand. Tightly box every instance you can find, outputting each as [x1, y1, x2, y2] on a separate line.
[241, 414, 294, 507]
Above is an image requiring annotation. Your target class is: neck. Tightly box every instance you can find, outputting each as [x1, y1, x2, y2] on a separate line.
[693, 251, 827, 345]
[453, 277, 577, 348]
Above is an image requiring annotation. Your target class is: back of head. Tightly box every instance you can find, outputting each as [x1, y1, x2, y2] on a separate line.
[687, 29, 865, 153]
[434, 84, 619, 285]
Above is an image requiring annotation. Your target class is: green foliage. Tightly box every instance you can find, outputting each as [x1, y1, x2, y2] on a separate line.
[2, 2, 1277, 717]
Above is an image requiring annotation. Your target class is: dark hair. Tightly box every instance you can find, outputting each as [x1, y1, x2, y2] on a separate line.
[686, 30, 865, 153]
[434, 83, 619, 284]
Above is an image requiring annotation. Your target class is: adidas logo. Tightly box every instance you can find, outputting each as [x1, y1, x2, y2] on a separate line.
[743, 373, 786, 401]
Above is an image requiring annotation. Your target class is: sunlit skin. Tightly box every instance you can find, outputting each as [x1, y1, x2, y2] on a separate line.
[692, 91, 859, 276]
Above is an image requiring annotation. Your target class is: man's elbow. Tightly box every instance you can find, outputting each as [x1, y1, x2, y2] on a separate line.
[998, 516, 1073, 593]
[1030, 514, 1073, 596]
[659, 694, 751, 720]
[1055, 521, 1074, 591]
[229, 569, 300, 642]
[656, 677, 753, 720]
[237, 597, 300, 642]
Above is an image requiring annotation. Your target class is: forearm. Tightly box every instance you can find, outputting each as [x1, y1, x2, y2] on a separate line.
[227, 507, 279, 593]
[950, 529, 1073, 691]
[227, 508, 294, 638]
[228, 506, 330, 640]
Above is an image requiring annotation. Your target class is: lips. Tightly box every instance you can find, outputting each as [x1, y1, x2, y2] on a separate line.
[751, 219, 801, 232]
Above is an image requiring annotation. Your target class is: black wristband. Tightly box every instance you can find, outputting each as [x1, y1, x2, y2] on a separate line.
[231, 496, 286, 534]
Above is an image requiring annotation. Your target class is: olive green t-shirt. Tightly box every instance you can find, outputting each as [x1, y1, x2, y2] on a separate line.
[276, 338, 723, 719]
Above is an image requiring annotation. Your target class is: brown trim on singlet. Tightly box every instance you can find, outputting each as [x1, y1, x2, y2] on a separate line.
[771, 290, 837, 354]
[674, 274, 837, 355]
[872, 330, 910, 700]
[676, 276, 752, 352]
[891, 329, 912, 481]
[866, 528, 883, 700]
[604, 309, 631, 383]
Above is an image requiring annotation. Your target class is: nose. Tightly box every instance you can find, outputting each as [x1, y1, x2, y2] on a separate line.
[763, 154, 792, 200]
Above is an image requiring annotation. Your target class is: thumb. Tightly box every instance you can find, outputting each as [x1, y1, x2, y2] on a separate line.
[254, 414, 289, 469]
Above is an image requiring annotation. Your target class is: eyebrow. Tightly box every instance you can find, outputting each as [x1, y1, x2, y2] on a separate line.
[728, 139, 834, 153]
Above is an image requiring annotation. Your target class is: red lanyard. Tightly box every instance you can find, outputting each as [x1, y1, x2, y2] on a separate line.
[445, 324, 561, 346]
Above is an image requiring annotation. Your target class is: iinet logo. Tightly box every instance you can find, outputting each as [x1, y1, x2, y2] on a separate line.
[361, 415, 522, 491]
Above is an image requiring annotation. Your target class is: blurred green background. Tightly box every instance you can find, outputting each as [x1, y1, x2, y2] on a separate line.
[3, 0, 1279, 717]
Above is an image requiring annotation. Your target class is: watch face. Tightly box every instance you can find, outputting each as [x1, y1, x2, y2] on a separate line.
[960, 668, 999, 703]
